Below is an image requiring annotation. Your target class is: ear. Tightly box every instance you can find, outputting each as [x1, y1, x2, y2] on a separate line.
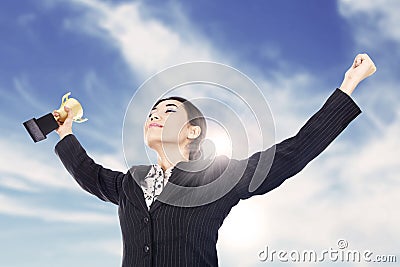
[187, 125, 201, 140]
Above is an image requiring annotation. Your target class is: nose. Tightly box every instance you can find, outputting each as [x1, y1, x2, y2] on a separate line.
[149, 113, 159, 121]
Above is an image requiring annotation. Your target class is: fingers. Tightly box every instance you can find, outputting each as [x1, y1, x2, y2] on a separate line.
[52, 110, 63, 126]
[354, 53, 374, 67]
[353, 53, 367, 68]
[64, 106, 75, 120]
[354, 55, 362, 68]
[353, 53, 377, 75]
[360, 53, 376, 75]
[366, 54, 377, 74]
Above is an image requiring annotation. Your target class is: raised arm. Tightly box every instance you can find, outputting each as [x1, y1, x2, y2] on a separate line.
[54, 106, 124, 205]
[234, 53, 376, 199]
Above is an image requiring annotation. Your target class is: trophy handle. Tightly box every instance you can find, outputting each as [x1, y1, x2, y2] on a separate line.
[74, 117, 88, 123]
[61, 92, 71, 104]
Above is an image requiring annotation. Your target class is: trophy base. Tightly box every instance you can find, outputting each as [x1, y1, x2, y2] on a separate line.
[23, 113, 59, 142]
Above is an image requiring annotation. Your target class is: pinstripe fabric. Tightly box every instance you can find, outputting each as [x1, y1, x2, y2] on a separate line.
[55, 88, 361, 267]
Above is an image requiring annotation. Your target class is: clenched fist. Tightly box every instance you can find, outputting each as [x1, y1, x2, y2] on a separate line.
[340, 53, 377, 95]
[53, 106, 74, 140]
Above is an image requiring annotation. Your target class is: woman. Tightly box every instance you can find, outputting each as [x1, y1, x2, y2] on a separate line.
[54, 54, 376, 267]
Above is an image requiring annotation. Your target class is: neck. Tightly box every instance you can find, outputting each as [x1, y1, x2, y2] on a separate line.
[153, 142, 190, 171]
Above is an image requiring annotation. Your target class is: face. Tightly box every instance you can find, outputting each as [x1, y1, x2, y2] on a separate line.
[144, 100, 200, 150]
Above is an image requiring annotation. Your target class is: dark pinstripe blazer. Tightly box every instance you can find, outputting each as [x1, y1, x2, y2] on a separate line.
[55, 88, 361, 267]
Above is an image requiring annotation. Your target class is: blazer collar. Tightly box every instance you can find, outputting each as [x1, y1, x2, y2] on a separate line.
[150, 158, 217, 212]
[123, 165, 152, 213]
[123, 157, 219, 214]
[122, 164, 188, 214]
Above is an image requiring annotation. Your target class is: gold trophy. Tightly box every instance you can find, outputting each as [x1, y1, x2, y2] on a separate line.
[23, 92, 87, 142]
[55, 92, 88, 123]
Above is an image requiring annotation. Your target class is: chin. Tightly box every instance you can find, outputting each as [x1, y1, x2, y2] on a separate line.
[145, 138, 162, 149]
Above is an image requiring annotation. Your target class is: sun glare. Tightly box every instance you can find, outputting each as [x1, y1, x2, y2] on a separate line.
[205, 121, 232, 157]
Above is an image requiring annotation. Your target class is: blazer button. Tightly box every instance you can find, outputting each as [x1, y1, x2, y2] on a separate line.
[143, 217, 149, 224]
[144, 245, 150, 253]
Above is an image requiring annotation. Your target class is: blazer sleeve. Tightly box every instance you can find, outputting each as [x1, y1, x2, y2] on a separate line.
[234, 88, 362, 200]
[54, 134, 124, 205]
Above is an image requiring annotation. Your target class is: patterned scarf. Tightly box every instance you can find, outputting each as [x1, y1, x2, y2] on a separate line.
[140, 164, 174, 210]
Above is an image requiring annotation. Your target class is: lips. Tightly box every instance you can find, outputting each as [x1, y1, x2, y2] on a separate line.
[149, 123, 163, 128]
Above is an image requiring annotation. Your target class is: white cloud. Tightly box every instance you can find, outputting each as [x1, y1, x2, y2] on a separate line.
[0, 193, 116, 224]
[65, 0, 217, 78]
[338, 0, 400, 44]
[0, 135, 124, 225]
[259, 42, 282, 61]
[92, 151, 127, 172]
[70, 239, 122, 257]
[0, 138, 77, 190]
[0, 176, 39, 192]
[345, 109, 400, 180]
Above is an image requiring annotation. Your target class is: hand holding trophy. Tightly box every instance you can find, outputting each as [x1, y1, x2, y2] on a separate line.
[23, 92, 87, 142]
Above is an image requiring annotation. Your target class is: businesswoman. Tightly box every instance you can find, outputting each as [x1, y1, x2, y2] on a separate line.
[54, 54, 376, 267]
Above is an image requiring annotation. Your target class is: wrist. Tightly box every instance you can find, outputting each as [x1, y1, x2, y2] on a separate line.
[60, 131, 73, 140]
[339, 77, 359, 96]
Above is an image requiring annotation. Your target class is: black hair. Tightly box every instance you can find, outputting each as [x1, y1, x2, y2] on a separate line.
[152, 96, 207, 160]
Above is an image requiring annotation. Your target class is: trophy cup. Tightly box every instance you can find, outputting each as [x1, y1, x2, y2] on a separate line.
[23, 92, 87, 142]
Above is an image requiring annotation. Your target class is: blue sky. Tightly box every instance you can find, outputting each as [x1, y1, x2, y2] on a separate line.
[1, 0, 399, 266]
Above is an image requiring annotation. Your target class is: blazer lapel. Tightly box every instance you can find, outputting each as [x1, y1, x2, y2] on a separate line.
[122, 165, 152, 213]
[149, 165, 186, 213]
[149, 159, 214, 213]
[148, 157, 223, 213]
